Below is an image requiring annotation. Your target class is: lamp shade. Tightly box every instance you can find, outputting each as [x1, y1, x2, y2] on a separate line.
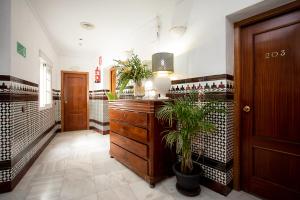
[152, 52, 174, 74]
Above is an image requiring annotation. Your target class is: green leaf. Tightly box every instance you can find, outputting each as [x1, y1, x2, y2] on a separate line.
[106, 92, 118, 100]
[156, 93, 225, 173]
[114, 53, 152, 91]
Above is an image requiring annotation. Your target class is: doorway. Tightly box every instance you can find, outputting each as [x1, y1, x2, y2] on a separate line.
[110, 67, 117, 94]
[61, 71, 89, 132]
[235, 3, 300, 200]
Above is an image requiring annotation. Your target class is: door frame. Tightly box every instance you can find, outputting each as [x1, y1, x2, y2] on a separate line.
[61, 70, 89, 132]
[109, 66, 116, 94]
[233, 1, 300, 190]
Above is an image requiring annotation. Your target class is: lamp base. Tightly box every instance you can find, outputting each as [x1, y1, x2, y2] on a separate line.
[153, 76, 171, 99]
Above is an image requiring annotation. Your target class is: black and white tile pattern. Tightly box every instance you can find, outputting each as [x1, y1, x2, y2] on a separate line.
[0, 102, 11, 161]
[170, 74, 234, 189]
[0, 77, 58, 184]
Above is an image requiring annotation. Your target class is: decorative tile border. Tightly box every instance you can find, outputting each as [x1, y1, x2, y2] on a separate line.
[52, 89, 60, 100]
[0, 75, 38, 87]
[169, 79, 234, 95]
[171, 74, 233, 84]
[89, 90, 109, 100]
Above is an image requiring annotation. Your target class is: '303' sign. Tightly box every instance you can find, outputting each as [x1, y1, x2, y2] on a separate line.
[265, 49, 287, 59]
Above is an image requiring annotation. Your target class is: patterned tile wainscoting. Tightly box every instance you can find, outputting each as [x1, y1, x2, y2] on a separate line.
[167, 74, 234, 196]
[89, 90, 110, 135]
[0, 75, 60, 193]
[53, 89, 61, 128]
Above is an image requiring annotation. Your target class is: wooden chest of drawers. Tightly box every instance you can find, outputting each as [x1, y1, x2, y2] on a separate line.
[109, 99, 174, 187]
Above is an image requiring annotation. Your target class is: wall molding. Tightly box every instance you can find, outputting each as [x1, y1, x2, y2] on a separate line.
[201, 177, 233, 196]
[0, 75, 38, 87]
[90, 126, 110, 135]
[191, 153, 233, 173]
[89, 119, 109, 126]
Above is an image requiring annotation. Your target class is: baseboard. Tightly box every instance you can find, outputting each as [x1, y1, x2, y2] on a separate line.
[89, 126, 110, 135]
[201, 177, 233, 196]
[0, 181, 11, 193]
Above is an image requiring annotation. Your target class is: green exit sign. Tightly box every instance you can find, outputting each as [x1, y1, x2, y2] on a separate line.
[17, 42, 26, 58]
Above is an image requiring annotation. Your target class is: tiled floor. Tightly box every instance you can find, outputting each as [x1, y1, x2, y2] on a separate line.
[0, 130, 262, 200]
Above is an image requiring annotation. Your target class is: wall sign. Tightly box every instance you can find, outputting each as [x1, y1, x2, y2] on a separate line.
[17, 42, 26, 58]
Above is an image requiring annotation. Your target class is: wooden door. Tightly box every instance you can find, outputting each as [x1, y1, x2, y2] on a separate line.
[62, 71, 89, 131]
[110, 67, 116, 94]
[240, 9, 300, 200]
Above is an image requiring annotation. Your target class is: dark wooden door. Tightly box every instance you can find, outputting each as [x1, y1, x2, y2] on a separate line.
[62, 72, 88, 131]
[240, 9, 300, 200]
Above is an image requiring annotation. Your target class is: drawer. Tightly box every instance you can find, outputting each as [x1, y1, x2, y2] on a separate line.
[110, 132, 148, 159]
[110, 121, 148, 144]
[110, 143, 148, 175]
[109, 109, 147, 128]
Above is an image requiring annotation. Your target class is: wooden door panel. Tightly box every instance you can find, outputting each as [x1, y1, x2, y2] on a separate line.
[241, 9, 300, 200]
[253, 23, 300, 142]
[62, 72, 88, 131]
[253, 147, 300, 191]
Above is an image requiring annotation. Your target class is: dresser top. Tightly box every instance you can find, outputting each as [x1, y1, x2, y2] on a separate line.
[108, 99, 172, 113]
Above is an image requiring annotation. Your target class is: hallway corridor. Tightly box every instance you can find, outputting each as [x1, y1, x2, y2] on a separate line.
[0, 131, 261, 200]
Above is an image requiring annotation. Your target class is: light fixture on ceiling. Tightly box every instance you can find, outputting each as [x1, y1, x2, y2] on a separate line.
[78, 38, 83, 46]
[80, 22, 95, 30]
[170, 26, 187, 38]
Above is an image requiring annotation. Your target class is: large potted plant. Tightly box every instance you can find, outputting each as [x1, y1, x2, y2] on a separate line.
[156, 92, 223, 196]
[114, 54, 152, 98]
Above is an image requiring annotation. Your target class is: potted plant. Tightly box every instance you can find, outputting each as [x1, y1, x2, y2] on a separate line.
[114, 54, 152, 98]
[106, 92, 118, 101]
[156, 92, 224, 196]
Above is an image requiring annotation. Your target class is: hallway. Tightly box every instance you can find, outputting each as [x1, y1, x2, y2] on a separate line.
[0, 131, 261, 200]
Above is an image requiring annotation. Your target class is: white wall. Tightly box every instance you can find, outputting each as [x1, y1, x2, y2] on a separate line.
[0, 0, 11, 75]
[8, 0, 292, 89]
[57, 55, 110, 91]
[10, 0, 58, 85]
[131, 0, 267, 78]
[134, 0, 264, 78]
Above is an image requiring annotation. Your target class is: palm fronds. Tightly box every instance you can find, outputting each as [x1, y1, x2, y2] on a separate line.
[156, 93, 225, 173]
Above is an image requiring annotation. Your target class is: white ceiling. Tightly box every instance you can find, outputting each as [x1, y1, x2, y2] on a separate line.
[28, 0, 177, 58]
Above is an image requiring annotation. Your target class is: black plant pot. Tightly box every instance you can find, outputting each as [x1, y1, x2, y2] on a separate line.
[172, 162, 203, 196]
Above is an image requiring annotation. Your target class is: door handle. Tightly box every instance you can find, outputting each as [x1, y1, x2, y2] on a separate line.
[243, 105, 251, 112]
[65, 100, 68, 104]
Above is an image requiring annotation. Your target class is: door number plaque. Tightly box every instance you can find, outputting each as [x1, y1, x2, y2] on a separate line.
[265, 49, 287, 59]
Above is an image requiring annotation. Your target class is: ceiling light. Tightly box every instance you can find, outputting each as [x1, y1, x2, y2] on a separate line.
[80, 22, 95, 30]
[170, 26, 187, 38]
